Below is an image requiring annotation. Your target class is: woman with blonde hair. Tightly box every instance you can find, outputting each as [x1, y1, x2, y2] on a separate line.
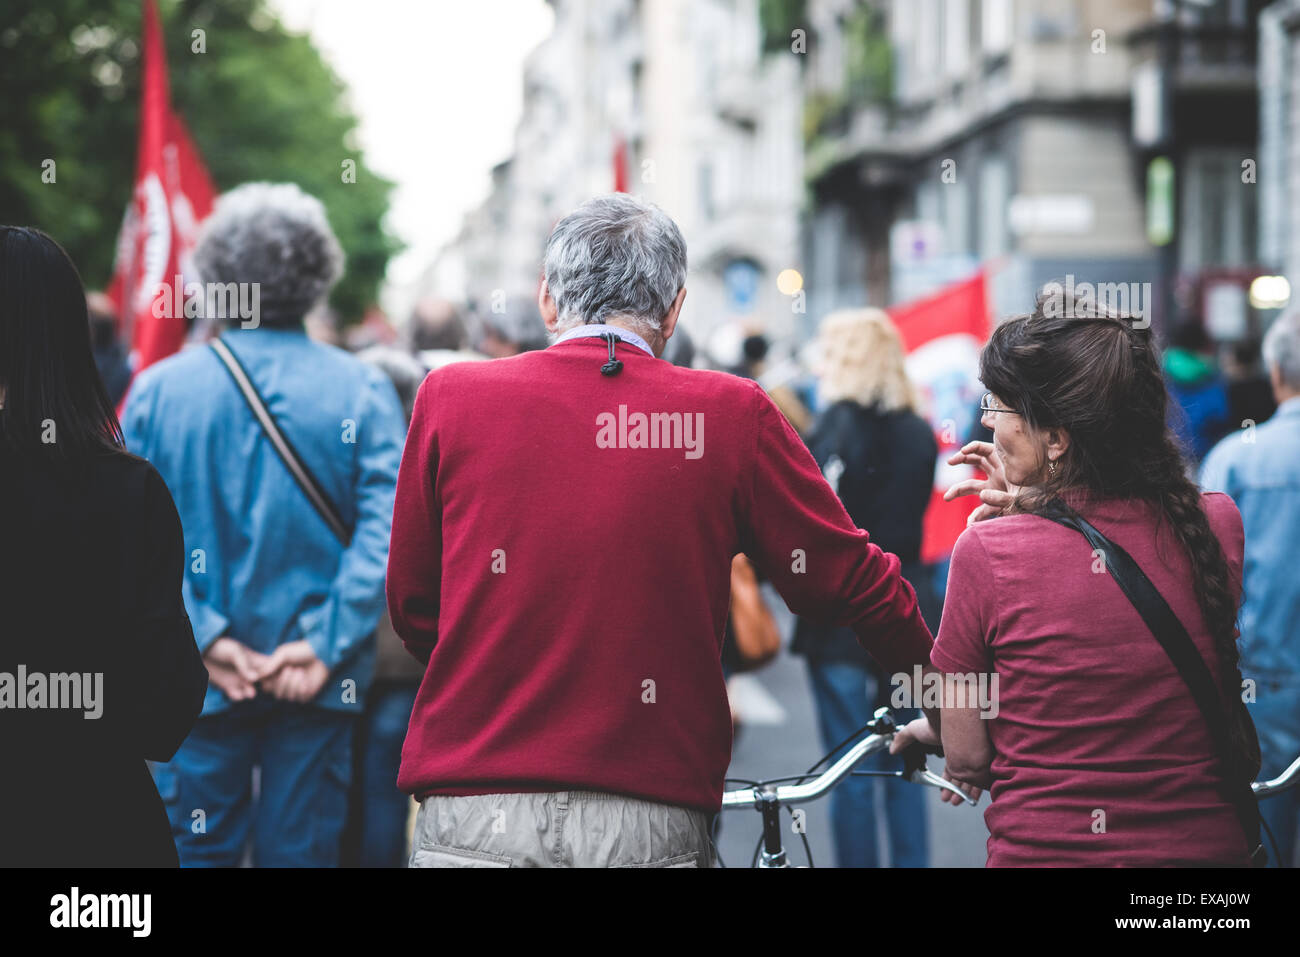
[792, 307, 940, 867]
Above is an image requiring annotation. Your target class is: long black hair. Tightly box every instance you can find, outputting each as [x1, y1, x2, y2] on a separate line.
[0, 226, 125, 461]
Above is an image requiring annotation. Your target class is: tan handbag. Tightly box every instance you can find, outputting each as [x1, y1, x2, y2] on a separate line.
[728, 554, 781, 671]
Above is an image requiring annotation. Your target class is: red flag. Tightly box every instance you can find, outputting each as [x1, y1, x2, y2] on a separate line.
[888, 272, 993, 563]
[612, 135, 629, 193]
[108, 0, 216, 386]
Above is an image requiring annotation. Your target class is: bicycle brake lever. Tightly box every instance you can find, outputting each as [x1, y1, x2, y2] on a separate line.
[912, 767, 977, 805]
[899, 739, 942, 778]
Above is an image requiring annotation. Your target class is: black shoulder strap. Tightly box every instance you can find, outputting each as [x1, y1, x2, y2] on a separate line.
[1039, 498, 1263, 864]
[210, 339, 352, 546]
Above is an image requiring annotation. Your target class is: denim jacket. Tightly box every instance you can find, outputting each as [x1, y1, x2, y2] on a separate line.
[1200, 397, 1300, 682]
[122, 327, 407, 715]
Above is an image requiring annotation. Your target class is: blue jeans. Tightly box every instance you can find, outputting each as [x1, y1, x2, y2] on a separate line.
[1248, 676, 1300, 867]
[807, 660, 928, 868]
[151, 702, 354, 867]
[343, 681, 419, 868]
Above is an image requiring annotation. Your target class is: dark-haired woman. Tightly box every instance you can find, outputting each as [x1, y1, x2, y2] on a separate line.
[0, 226, 208, 866]
[892, 292, 1260, 867]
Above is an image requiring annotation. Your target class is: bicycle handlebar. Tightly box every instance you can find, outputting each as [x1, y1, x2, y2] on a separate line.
[1252, 753, 1300, 798]
[720, 708, 976, 810]
[720, 706, 1300, 813]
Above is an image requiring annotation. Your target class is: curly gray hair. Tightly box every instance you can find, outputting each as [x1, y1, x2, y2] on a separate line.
[193, 182, 344, 326]
[543, 194, 687, 338]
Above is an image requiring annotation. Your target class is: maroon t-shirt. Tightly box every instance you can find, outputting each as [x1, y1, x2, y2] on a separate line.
[932, 489, 1250, 867]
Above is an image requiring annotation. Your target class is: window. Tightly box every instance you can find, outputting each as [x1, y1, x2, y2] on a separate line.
[698, 162, 715, 222]
[1180, 149, 1258, 271]
[915, 0, 941, 95]
[978, 153, 1011, 258]
[945, 0, 970, 77]
[981, 0, 1013, 55]
[943, 175, 971, 256]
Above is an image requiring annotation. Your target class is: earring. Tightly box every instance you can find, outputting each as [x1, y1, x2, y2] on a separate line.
[1048, 460, 1057, 475]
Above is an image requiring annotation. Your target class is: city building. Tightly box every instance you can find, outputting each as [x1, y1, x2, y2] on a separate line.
[801, 0, 1270, 344]
[415, 0, 804, 356]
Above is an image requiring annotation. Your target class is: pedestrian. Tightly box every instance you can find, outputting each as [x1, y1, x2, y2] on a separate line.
[387, 193, 937, 868]
[0, 226, 207, 866]
[409, 297, 483, 372]
[1164, 318, 1231, 463]
[87, 291, 132, 408]
[793, 308, 939, 868]
[341, 344, 429, 868]
[895, 288, 1264, 867]
[121, 183, 407, 867]
[1201, 310, 1300, 867]
[473, 294, 549, 357]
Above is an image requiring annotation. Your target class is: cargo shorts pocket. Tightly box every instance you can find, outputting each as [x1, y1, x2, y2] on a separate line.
[410, 843, 513, 868]
[613, 851, 701, 868]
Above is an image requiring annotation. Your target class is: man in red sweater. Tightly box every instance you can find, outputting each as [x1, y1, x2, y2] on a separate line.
[387, 194, 935, 867]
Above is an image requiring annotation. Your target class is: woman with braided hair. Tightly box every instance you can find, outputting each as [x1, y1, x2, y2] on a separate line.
[892, 287, 1261, 866]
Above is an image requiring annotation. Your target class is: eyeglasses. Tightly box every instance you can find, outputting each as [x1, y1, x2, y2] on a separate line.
[979, 392, 1020, 416]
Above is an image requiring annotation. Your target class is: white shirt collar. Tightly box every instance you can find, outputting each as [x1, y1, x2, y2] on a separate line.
[553, 323, 655, 358]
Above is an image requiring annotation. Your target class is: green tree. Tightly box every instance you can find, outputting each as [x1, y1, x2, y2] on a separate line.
[0, 0, 398, 320]
[759, 0, 808, 55]
[843, 3, 891, 104]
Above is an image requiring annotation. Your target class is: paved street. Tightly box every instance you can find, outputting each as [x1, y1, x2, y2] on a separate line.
[717, 595, 989, 869]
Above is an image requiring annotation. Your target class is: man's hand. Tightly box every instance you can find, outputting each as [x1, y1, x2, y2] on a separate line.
[943, 441, 1021, 525]
[257, 640, 331, 704]
[203, 637, 270, 702]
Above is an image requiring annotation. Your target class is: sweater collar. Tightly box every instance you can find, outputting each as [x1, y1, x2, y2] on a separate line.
[552, 323, 655, 358]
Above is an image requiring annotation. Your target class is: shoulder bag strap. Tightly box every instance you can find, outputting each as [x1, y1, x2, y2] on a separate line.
[209, 338, 351, 546]
[1039, 498, 1265, 865]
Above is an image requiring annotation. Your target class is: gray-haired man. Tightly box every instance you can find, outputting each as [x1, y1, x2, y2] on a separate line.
[386, 193, 937, 867]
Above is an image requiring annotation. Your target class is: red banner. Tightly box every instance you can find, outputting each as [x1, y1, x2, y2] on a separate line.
[888, 272, 993, 563]
[108, 0, 216, 385]
[612, 135, 629, 193]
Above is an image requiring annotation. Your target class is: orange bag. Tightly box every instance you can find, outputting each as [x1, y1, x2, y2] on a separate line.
[728, 554, 781, 671]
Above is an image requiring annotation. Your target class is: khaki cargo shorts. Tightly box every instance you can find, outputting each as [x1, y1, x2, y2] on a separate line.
[409, 790, 716, 868]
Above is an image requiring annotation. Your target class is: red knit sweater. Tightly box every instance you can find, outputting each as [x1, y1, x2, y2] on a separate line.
[387, 337, 934, 811]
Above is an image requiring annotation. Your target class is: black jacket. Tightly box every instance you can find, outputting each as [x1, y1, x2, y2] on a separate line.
[792, 400, 941, 664]
[0, 446, 207, 866]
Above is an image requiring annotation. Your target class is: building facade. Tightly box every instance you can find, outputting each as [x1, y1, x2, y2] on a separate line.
[802, 0, 1268, 343]
[417, 0, 804, 355]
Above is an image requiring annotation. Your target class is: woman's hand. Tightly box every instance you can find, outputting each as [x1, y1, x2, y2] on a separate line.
[889, 715, 941, 754]
[938, 767, 984, 806]
[893, 717, 984, 806]
[944, 440, 1020, 524]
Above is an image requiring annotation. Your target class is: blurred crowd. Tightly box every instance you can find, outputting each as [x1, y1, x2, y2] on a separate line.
[4, 178, 1298, 870]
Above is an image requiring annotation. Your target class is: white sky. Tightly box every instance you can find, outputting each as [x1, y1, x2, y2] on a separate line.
[268, 0, 554, 301]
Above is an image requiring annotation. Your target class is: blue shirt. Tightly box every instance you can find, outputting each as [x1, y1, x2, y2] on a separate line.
[1200, 396, 1300, 680]
[121, 328, 407, 714]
